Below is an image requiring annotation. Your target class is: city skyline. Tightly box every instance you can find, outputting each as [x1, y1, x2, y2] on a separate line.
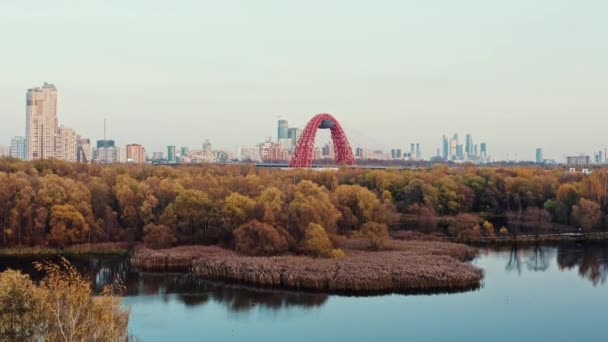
[1, 81, 606, 163]
[2, 1, 608, 160]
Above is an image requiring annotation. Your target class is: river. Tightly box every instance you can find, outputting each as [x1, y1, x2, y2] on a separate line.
[1, 243, 607, 341]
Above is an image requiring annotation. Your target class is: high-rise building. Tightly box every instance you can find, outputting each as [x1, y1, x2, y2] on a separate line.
[180, 147, 189, 157]
[536, 148, 544, 164]
[416, 143, 421, 160]
[26, 82, 58, 160]
[288, 128, 301, 147]
[450, 134, 458, 160]
[442, 135, 449, 161]
[167, 145, 177, 162]
[126, 144, 146, 163]
[465, 134, 473, 157]
[77, 138, 92, 163]
[391, 149, 402, 159]
[456, 144, 464, 160]
[10, 136, 27, 160]
[93, 146, 122, 164]
[480, 143, 487, 158]
[56, 126, 79, 162]
[278, 119, 288, 141]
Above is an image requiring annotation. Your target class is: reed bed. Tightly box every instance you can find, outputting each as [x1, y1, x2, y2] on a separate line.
[131, 240, 482, 294]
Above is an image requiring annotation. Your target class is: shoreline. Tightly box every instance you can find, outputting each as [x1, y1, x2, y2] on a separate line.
[453, 232, 608, 246]
[0, 242, 130, 257]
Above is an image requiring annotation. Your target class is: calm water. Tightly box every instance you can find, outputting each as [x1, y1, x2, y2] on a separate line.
[2, 243, 607, 341]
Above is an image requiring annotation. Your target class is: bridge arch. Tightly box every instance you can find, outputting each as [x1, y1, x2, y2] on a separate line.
[289, 113, 355, 167]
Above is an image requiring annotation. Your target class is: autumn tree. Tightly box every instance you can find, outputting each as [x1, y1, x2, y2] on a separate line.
[482, 220, 496, 240]
[48, 204, 90, 247]
[556, 183, 579, 224]
[447, 213, 480, 240]
[288, 180, 341, 240]
[234, 220, 289, 256]
[143, 223, 176, 249]
[223, 192, 257, 231]
[0, 259, 130, 342]
[173, 189, 213, 243]
[0, 270, 44, 340]
[572, 198, 601, 230]
[334, 184, 384, 233]
[355, 222, 390, 250]
[300, 223, 337, 258]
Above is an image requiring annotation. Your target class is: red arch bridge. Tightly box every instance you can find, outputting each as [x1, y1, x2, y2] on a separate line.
[289, 113, 356, 168]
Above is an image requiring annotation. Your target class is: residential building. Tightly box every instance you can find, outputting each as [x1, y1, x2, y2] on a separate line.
[10, 136, 27, 160]
[126, 144, 146, 163]
[26, 82, 58, 160]
[93, 146, 121, 164]
[56, 126, 79, 162]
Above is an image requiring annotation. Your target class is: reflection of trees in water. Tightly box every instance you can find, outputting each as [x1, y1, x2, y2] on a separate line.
[501, 243, 608, 286]
[505, 245, 552, 274]
[525, 245, 551, 272]
[124, 273, 328, 312]
[557, 244, 608, 286]
[0, 255, 329, 312]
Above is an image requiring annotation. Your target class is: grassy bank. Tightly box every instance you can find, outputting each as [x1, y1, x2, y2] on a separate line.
[131, 240, 482, 294]
[0, 243, 130, 256]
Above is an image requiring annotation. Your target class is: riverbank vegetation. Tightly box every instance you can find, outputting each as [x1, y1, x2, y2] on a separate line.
[0, 158, 607, 253]
[0, 257, 129, 341]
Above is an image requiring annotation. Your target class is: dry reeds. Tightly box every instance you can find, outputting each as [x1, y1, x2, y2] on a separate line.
[131, 240, 481, 294]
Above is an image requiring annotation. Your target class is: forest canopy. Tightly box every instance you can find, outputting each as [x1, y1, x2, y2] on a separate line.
[0, 158, 606, 252]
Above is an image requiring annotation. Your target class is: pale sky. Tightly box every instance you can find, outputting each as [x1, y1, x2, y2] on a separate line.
[1, 0, 607, 161]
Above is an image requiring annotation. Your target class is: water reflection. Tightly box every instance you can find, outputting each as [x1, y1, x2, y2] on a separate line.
[0, 255, 328, 312]
[497, 243, 608, 286]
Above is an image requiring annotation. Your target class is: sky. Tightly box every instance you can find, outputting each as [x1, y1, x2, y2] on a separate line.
[1, 0, 607, 161]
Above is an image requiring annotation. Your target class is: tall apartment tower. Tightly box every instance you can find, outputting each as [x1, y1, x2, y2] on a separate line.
[278, 119, 288, 141]
[26, 82, 58, 160]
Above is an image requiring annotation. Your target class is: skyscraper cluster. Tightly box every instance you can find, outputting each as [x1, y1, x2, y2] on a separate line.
[441, 133, 489, 163]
